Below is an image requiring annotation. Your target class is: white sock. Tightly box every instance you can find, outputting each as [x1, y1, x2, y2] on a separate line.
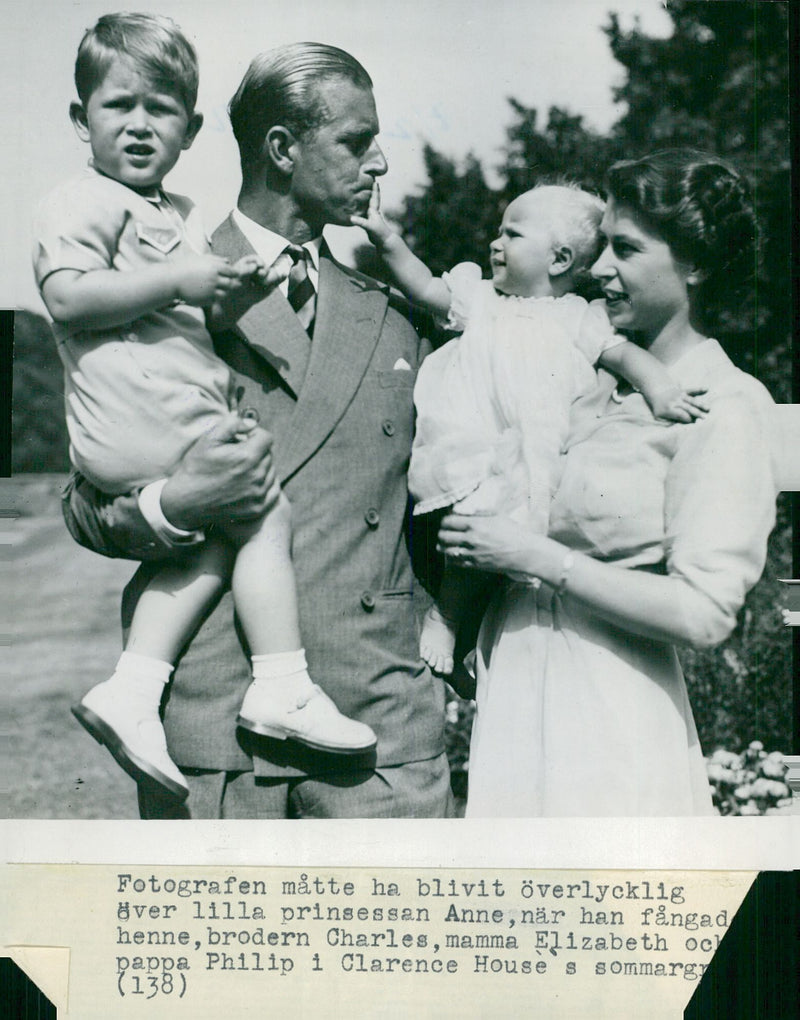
[251, 649, 314, 699]
[109, 650, 173, 703]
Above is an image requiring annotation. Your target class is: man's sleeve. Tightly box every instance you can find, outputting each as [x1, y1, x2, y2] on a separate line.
[61, 471, 170, 562]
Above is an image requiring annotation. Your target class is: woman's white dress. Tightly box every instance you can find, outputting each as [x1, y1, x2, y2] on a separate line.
[465, 339, 778, 816]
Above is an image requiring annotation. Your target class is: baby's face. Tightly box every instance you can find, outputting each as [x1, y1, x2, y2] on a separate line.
[489, 193, 555, 297]
[71, 58, 201, 192]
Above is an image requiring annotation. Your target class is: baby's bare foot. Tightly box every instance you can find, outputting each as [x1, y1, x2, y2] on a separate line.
[420, 605, 457, 675]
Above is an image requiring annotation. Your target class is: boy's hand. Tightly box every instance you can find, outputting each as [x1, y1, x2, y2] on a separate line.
[175, 254, 258, 306]
[350, 182, 396, 250]
[231, 254, 265, 282]
[648, 384, 709, 423]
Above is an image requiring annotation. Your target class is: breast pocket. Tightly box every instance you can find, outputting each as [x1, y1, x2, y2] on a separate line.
[135, 223, 181, 256]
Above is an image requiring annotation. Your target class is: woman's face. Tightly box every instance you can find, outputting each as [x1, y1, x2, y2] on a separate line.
[591, 198, 696, 341]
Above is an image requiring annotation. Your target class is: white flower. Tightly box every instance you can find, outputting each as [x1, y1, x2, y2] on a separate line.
[709, 749, 740, 769]
[748, 740, 764, 753]
[738, 801, 760, 816]
[734, 784, 753, 800]
[760, 758, 787, 779]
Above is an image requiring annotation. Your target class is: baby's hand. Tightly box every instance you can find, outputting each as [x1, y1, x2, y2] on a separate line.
[175, 254, 249, 305]
[649, 384, 709, 423]
[350, 182, 396, 249]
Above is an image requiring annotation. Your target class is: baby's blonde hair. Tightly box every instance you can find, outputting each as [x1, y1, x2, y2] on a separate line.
[528, 180, 605, 284]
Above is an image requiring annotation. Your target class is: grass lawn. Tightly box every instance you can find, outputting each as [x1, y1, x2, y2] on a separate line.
[3, 475, 141, 818]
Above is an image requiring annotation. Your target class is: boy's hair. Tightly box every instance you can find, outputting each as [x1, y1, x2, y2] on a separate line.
[74, 12, 199, 114]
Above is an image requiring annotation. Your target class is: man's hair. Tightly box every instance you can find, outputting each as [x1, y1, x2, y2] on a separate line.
[228, 42, 373, 171]
[74, 12, 199, 114]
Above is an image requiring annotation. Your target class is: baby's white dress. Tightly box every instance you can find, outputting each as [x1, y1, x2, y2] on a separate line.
[408, 263, 623, 531]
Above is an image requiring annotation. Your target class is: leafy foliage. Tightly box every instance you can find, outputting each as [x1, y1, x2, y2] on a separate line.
[12, 310, 69, 473]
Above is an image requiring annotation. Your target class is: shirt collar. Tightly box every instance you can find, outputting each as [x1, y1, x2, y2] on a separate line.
[232, 208, 322, 273]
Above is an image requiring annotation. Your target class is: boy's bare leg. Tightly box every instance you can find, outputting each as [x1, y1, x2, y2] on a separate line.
[73, 540, 233, 800]
[225, 494, 376, 753]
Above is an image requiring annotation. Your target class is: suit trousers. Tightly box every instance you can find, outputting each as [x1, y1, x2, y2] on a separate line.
[138, 753, 455, 819]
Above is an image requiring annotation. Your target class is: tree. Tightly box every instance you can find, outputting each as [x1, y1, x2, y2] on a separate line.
[605, 1, 791, 384]
[12, 311, 69, 473]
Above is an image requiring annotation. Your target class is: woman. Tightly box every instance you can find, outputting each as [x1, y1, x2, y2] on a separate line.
[439, 150, 779, 816]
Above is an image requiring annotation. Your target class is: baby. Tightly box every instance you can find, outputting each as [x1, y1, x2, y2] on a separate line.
[33, 13, 375, 799]
[355, 182, 707, 675]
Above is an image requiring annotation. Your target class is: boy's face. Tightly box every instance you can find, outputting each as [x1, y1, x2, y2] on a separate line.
[70, 58, 202, 192]
[489, 192, 556, 298]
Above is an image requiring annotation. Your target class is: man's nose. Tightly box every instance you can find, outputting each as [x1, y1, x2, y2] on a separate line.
[364, 140, 387, 177]
[489, 236, 502, 253]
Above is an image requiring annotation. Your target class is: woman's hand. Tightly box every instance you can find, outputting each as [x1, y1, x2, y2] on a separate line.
[437, 512, 552, 579]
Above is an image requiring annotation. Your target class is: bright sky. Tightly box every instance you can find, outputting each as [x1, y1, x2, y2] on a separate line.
[3, 0, 672, 312]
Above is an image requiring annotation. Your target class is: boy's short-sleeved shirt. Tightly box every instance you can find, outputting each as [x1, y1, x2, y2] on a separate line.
[33, 167, 231, 494]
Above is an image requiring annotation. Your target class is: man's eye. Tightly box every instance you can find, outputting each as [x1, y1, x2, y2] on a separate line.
[347, 135, 371, 155]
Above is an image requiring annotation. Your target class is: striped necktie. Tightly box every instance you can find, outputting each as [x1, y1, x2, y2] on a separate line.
[285, 244, 316, 337]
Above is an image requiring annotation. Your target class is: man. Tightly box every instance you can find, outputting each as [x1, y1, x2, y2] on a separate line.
[63, 43, 452, 819]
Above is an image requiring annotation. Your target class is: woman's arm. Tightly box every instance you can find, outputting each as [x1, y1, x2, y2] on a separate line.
[439, 385, 777, 650]
[437, 515, 728, 648]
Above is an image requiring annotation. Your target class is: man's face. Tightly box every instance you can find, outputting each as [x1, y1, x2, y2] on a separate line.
[289, 77, 387, 230]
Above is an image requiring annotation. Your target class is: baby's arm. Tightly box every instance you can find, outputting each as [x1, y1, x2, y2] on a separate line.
[599, 341, 709, 423]
[41, 254, 261, 331]
[351, 184, 452, 317]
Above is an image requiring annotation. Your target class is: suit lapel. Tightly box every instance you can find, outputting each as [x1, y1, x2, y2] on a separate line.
[211, 218, 389, 481]
[211, 215, 311, 397]
[276, 252, 389, 480]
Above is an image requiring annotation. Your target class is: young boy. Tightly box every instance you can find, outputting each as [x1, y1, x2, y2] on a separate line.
[33, 13, 375, 800]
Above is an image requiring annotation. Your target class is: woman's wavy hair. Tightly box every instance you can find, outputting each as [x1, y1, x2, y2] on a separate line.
[605, 149, 759, 332]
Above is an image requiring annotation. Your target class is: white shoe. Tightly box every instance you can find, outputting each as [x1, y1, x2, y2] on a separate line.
[237, 683, 377, 754]
[72, 680, 189, 799]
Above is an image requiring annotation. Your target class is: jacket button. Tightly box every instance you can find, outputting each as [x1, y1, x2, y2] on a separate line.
[360, 590, 376, 611]
[365, 508, 380, 528]
[382, 419, 395, 436]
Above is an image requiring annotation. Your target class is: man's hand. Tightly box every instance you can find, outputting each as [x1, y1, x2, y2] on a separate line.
[160, 412, 280, 530]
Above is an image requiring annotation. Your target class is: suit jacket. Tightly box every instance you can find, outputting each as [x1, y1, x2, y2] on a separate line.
[62, 214, 446, 777]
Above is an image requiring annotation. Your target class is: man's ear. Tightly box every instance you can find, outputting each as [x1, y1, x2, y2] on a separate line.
[181, 111, 204, 150]
[264, 125, 297, 175]
[69, 101, 90, 142]
[549, 245, 575, 278]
